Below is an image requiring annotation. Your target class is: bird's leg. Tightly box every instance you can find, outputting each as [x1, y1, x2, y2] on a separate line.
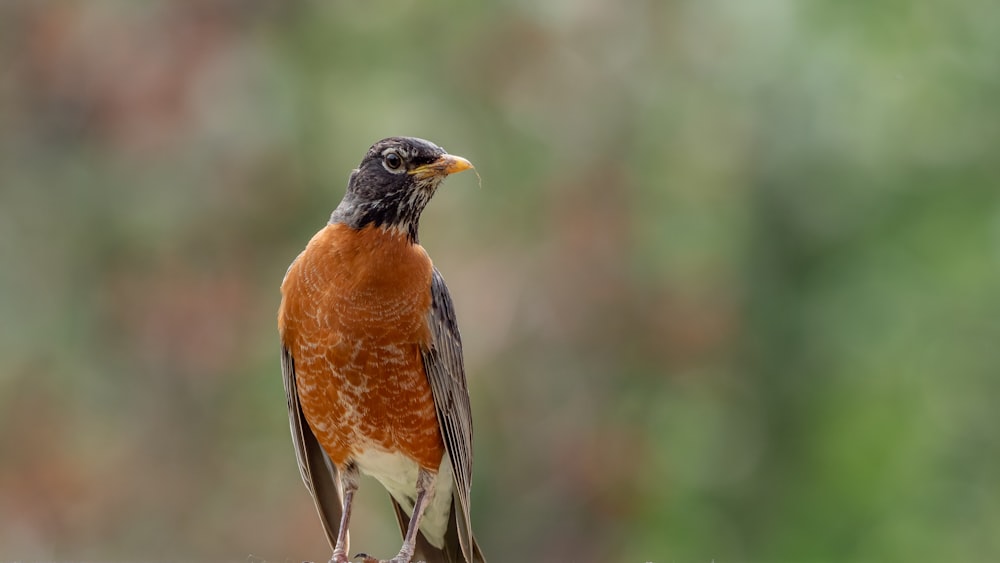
[393, 467, 437, 563]
[394, 468, 436, 563]
[357, 468, 437, 563]
[331, 463, 360, 563]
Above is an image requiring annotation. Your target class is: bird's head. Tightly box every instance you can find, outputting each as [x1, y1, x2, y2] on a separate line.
[330, 136, 473, 242]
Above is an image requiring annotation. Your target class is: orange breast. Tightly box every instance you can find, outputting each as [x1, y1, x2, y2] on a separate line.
[278, 223, 444, 471]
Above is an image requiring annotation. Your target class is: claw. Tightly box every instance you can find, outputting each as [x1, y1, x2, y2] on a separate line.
[352, 555, 420, 563]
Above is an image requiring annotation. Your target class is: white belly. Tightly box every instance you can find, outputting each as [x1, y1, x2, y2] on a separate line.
[354, 447, 455, 548]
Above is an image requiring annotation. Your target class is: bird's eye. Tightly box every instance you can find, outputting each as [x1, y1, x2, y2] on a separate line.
[383, 151, 403, 171]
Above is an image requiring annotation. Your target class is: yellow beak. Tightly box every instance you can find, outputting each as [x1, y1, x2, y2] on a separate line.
[410, 154, 474, 179]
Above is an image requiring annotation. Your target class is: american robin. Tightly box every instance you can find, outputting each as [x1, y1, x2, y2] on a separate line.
[278, 137, 487, 563]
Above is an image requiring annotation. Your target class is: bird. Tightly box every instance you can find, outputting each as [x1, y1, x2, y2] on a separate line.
[278, 137, 487, 563]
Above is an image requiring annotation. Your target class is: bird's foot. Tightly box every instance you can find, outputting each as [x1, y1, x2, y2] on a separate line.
[330, 552, 350, 563]
[354, 554, 423, 563]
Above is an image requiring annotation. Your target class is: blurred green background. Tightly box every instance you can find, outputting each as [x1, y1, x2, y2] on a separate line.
[2, 1, 999, 561]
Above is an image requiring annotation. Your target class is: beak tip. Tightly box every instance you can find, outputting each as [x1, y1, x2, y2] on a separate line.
[442, 154, 473, 175]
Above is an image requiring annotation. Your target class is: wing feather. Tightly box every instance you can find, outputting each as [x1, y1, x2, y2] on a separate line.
[281, 344, 344, 552]
[421, 268, 477, 561]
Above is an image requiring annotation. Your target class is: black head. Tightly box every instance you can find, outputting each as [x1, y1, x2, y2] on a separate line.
[329, 137, 473, 242]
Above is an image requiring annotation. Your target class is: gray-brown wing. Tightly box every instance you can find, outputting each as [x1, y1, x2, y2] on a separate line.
[281, 344, 343, 552]
[421, 268, 477, 560]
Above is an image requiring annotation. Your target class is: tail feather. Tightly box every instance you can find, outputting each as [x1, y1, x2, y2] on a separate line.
[390, 497, 486, 563]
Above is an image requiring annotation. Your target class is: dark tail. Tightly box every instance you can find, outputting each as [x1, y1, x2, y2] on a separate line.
[391, 497, 486, 563]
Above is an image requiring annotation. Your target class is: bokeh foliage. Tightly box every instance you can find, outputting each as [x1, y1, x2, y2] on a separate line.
[1, 1, 998, 561]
